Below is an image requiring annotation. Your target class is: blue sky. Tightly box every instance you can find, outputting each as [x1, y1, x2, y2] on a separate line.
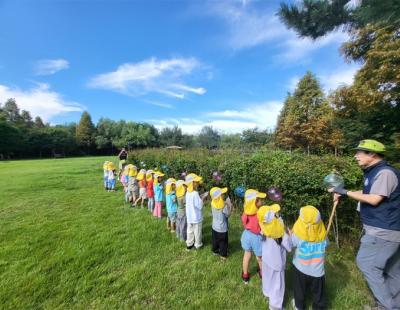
[0, 0, 359, 134]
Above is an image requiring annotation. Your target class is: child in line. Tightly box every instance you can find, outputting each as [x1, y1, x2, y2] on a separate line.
[258, 204, 292, 310]
[240, 189, 266, 284]
[185, 173, 207, 250]
[291, 205, 328, 310]
[135, 169, 147, 208]
[153, 171, 165, 218]
[103, 161, 109, 190]
[120, 165, 129, 202]
[107, 162, 116, 192]
[146, 170, 155, 213]
[175, 180, 187, 242]
[166, 178, 178, 232]
[210, 187, 232, 260]
[127, 165, 138, 207]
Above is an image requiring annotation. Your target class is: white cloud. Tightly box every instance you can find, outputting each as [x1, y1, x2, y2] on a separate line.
[320, 65, 360, 92]
[279, 30, 349, 62]
[206, 1, 349, 61]
[88, 57, 206, 100]
[34, 59, 69, 75]
[0, 83, 84, 121]
[208, 2, 287, 50]
[150, 101, 283, 134]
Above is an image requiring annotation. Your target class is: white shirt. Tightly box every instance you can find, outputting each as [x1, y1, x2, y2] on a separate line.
[108, 170, 115, 180]
[185, 191, 203, 224]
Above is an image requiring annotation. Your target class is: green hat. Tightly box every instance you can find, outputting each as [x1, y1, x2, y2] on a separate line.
[355, 139, 386, 154]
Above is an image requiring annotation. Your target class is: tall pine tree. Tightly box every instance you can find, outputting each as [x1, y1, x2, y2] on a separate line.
[76, 111, 95, 153]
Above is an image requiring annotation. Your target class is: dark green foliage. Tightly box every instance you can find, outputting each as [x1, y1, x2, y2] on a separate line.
[159, 125, 184, 147]
[278, 0, 400, 39]
[75, 111, 95, 149]
[0, 121, 24, 158]
[128, 148, 363, 235]
[197, 126, 221, 149]
[279, 0, 350, 39]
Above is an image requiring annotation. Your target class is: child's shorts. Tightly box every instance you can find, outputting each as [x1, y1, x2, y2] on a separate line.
[139, 187, 147, 199]
[241, 229, 262, 256]
[167, 212, 177, 223]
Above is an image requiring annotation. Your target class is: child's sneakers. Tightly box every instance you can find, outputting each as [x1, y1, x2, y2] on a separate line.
[241, 272, 250, 284]
[186, 245, 194, 251]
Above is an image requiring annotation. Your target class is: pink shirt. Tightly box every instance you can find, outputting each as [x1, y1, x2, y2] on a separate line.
[241, 213, 261, 234]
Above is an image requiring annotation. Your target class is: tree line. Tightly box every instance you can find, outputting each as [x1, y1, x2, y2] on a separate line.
[0, 99, 273, 159]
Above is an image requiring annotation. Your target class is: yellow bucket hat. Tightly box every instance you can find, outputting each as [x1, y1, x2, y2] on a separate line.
[145, 170, 154, 181]
[136, 171, 145, 181]
[244, 189, 266, 215]
[107, 162, 116, 170]
[293, 205, 326, 242]
[257, 204, 284, 239]
[176, 180, 186, 198]
[165, 178, 176, 194]
[153, 171, 165, 185]
[128, 165, 137, 177]
[210, 187, 228, 209]
[103, 161, 109, 169]
[185, 173, 203, 192]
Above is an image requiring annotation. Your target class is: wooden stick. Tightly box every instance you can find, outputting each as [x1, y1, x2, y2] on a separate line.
[326, 199, 339, 236]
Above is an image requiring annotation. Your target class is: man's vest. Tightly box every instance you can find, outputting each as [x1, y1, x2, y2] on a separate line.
[360, 160, 400, 231]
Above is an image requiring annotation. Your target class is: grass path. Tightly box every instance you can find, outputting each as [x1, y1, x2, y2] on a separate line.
[0, 157, 372, 309]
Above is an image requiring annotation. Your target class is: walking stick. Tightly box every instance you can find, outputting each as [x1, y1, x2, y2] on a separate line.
[326, 199, 339, 236]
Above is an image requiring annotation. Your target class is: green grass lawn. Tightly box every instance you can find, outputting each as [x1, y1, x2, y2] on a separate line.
[0, 157, 372, 309]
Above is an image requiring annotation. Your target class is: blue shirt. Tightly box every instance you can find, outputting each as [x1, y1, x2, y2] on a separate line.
[154, 183, 163, 202]
[291, 235, 328, 277]
[166, 192, 178, 213]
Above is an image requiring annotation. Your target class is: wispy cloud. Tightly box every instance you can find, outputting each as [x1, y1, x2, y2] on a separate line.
[88, 57, 207, 100]
[150, 101, 283, 134]
[319, 65, 360, 92]
[0, 83, 84, 121]
[279, 30, 349, 62]
[206, 1, 349, 62]
[287, 64, 360, 94]
[34, 59, 69, 75]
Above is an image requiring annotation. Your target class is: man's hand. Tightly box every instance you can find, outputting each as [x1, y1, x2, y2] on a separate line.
[328, 185, 348, 197]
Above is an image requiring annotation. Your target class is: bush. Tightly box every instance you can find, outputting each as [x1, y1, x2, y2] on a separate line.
[128, 148, 363, 236]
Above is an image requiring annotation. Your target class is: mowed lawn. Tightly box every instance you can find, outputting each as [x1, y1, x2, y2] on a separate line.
[0, 157, 372, 309]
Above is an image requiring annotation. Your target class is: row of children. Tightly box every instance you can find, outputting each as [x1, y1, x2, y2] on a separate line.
[103, 161, 329, 310]
[241, 189, 328, 310]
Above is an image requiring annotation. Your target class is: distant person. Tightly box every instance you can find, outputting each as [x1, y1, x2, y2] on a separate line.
[102, 161, 110, 190]
[135, 169, 147, 208]
[117, 148, 128, 173]
[153, 171, 165, 218]
[146, 170, 155, 213]
[210, 187, 232, 260]
[127, 165, 139, 207]
[330, 139, 400, 310]
[175, 180, 187, 242]
[165, 178, 178, 232]
[241, 189, 266, 284]
[291, 205, 328, 310]
[106, 162, 116, 192]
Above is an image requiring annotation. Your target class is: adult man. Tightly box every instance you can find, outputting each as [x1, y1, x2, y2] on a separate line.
[331, 139, 400, 310]
[117, 147, 128, 172]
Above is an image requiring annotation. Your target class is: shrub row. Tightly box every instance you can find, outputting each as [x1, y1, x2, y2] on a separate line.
[128, 148, 363, 235]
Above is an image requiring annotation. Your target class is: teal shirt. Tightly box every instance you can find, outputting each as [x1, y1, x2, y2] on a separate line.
[166, 191, 177, 213]
[154, 183, 163, 202]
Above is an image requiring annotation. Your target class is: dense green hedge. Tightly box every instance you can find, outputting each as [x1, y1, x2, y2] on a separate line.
[128, 148, 363, 235]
